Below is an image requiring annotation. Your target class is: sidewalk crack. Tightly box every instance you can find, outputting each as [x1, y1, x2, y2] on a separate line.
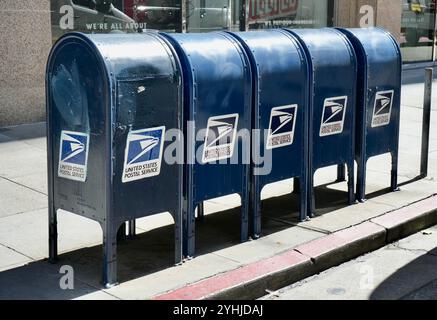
[0, 242, 35, 261]
[0, 176, 48, 196]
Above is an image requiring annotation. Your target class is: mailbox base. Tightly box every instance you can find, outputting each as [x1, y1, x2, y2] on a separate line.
[309, 162, 356, 217]
[185, 195, 249, 258]
[356, 151, 399, 203]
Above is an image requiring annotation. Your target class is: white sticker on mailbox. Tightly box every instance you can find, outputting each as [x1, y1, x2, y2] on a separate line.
[58, 130, 90, 182]
[371, 90, 394, 128]
[266, 105, 298, 150]
[319, 96, 348, 137]
[122, 126, 166, 183]
[202, 114, 239, 163]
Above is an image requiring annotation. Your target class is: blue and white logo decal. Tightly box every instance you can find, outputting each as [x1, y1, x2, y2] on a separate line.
[267, 105, 298, 150]
[202, 114, 239, 163]
[320, 96, 348, 137]
[58, 131, 89, 182]
[122, 126, 165, 183]
[372, 90, 394, 128]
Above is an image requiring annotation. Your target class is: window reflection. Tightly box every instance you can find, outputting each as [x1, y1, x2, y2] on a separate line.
[248, 0, 329, 30]
[186, 0, 233, 32]
[400, 0, 436, 63]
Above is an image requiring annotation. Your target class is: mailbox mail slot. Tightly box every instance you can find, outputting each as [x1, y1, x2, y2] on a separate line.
[338, 28, 402, 202]
[46, 32, 183, 287]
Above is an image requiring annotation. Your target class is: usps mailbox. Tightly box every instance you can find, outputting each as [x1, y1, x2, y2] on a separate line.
[225, 30, 310, 236]
[285, 29, 357, 216]
[46, 32, 183, 287]
[160, 33, 252, 257]
[338, 28, 402, 202]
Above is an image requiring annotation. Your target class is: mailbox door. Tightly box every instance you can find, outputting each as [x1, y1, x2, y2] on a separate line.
[47, 35, 110, 223]
[227, 30, 309, 187]
[162, 33, 252, 203]
[340, 28, 402, 159]
[287, 29, 357, 171]
[95, 33, 184, 221]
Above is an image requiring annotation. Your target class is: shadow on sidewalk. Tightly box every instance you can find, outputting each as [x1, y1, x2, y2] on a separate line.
[370, 247, 437, 300]
[0, 122, 46, 142]
[0, 181, 356, 299]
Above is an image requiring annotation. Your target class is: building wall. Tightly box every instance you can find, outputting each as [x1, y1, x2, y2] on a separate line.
[335, 0, 402, 41]
[0, 0, 52, 127]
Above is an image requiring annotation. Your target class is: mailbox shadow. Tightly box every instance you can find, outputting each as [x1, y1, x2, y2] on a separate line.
[369, 246, 437, 300]
[0, 122, 46, 141]
[0, 183, 341, 299]
[0, 177, 377, 299]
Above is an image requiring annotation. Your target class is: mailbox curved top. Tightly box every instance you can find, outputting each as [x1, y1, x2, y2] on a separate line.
[225, 30, 309, 105]
[159, 32, 252, 119]
[47, 32, 181, 124]
[337, 28, 402, 77]
[284, 28, 357, 78]
[47, 31, 180, 82]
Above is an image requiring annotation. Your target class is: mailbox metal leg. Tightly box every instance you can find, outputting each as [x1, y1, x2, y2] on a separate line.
[293, 178, 300, 194]
[347, 162, 355, 205]
[197, 202, 205, 221]
[102, 224, 118, 288]
[251, 179, 262, 239]
[48, 205, 58, 263]
[117, 223, 127, 242]
[391, 152, 399, 192]
[309, 172, 316, 218]
[357, 159, 367, 203]
[240, 190, 249, 243]
[128, 220, 136, 239]
[185, 201, 196, 259]
[298, 177, 308, 222]
[173, 212, 183, 265]
[336, 164, 346, 182]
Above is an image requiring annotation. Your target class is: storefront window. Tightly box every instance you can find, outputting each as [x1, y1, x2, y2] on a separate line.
[248, 0, 331, 30]
[50, 0, 181, 43]
[400, 0, 436, 63]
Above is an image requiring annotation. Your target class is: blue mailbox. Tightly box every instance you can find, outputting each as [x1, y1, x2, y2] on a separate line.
[225, 30, 310, 236]
[160, 33, 252, 257]
[46, 32, 183, 287]
[285, 28, 357, 216]
[337, 28, 402, 202]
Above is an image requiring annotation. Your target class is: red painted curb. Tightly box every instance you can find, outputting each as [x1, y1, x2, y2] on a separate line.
[152, 195, 437, 300]
[294, 221, 385, 259]
[153, 250, 310, 300]
[371, 196, 437, 228]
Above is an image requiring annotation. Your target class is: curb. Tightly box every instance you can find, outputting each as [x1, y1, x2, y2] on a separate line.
[153, 195, 437, 300]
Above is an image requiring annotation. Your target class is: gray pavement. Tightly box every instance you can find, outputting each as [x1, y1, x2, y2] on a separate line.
[262, 225, 437, 300]
[0, 81, 436, 299]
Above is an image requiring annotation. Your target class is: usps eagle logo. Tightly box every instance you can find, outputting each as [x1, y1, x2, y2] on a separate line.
[202, 114, 239, 163]
[58, 131, 89, 182]
[267, 105, 298, 150]
[122, 126, 165, 183]
[320, 96, 348, 137]
[372, 90, 394, 128]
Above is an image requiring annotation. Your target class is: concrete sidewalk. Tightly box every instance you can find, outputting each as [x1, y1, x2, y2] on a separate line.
[0, 82, 436, 300]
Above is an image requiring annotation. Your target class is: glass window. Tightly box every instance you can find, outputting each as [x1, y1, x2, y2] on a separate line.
[248, 0, 330, 30]
[400, 0, 436, 63]
[186, 0, 234, 32]
[51, 0, 181, 43]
